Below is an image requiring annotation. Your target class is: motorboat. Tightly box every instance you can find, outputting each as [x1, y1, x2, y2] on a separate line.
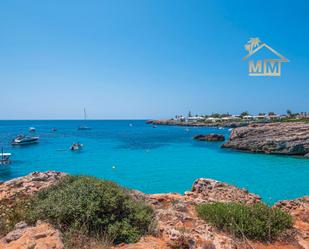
[12, 135, 39, 145]
[0, 152, 11, 165]
[52, 128, 57, 132]
[29, 127, 36, 132]
[70, 142, 83, 151]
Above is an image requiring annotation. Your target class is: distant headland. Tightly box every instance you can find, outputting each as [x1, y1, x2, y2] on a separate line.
[147, 110, 309, 128]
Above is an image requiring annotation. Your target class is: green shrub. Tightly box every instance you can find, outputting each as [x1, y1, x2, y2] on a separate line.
[1, 175, 154, 245]
[196, 202, 292, 241]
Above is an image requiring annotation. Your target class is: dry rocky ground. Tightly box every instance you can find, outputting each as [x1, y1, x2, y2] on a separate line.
[0, 172, 308, 249]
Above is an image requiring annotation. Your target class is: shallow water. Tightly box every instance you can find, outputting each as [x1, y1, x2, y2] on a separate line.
[0, 120, 308, 204]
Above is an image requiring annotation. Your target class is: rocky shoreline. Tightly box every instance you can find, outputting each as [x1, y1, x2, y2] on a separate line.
[149, 120, 309, 157]
[147, 119, 250, 128]
[222, 122, 309, 157]
[0, 171, 308, 249]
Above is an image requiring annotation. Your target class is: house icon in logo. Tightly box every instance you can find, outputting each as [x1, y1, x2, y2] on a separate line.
[242, 38, 289, 76]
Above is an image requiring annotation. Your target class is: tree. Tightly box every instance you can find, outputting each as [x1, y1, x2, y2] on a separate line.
[286, 109, 292, 117]
[188, 111, 192, 117]
[268, 112, 275, 116]
[240, 111, 249, 117]
[259, 113, 265, 116]
[210, 113, 221, 118]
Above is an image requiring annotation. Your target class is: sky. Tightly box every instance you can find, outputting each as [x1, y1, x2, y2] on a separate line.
[0, 0, 308, 119]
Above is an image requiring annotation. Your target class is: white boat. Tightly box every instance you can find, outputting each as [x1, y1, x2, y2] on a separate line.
[70, 143, 83, 151]
[29, 127, 36, 132]
[78, 125, 91, 130]
[0, 153, 11, 165]
[12, 135, 39, 145]
[78, 108, 91, 130]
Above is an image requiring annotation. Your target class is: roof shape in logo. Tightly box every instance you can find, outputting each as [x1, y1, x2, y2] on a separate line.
[242, 43, 289, 62]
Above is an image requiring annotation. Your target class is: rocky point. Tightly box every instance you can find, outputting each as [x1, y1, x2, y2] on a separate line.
[222, 122, 309, 157]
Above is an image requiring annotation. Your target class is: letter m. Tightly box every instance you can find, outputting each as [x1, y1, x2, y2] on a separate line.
[264, 60, 281, 76]
[249, 60, 262, 75]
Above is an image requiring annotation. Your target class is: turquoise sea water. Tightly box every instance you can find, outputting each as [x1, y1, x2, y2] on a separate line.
[0, 120, 308, 204]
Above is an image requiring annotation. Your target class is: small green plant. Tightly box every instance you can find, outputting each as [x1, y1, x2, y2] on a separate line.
[0, 175, 154, 245]
[196, 202, 292, 241]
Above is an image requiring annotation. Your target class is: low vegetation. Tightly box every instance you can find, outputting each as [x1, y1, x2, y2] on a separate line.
[280, 117, 309, 123]
[0, 175, 154, 246]
[196, 202, 292, 241]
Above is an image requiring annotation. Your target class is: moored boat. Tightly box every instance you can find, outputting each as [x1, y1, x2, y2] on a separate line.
[78, 108, 91, 130]
[70, 142, 83, 151]
[78, 126, 91, 130]
[11, 135, 39, 145]
[0, 152, 11, 165]
[29, 127, 36, 132]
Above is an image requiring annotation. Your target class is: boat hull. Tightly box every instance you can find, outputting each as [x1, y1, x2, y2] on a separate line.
[77, 127, 91, 130]
[12, 139, 39, 146]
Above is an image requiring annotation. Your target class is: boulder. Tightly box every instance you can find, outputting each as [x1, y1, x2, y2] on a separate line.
[194, 134, 225, 141]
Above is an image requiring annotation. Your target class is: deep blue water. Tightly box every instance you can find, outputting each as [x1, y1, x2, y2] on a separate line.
[0, 120, 308, 204]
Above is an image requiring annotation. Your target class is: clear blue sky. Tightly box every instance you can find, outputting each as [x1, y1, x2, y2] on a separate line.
[1, 0, 308, 119]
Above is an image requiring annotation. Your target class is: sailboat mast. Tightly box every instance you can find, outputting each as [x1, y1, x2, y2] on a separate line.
[84, 108, 87, 120]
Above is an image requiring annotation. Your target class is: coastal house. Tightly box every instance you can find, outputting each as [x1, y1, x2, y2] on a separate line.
[175, 115, 185, 121]
[242, 115, 254, 120]
[187, 116, 205, 122]
[222, 116, 241, 121]
[297, 112, 308, 119]
[267, 114, 279, 120]
[254, 114, 267, 120]
[206, 117, 221, 123]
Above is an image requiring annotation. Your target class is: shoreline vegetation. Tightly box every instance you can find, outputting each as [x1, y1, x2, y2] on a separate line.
[0, 172, 308, 249]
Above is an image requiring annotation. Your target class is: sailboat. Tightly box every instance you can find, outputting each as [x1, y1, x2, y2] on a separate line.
[78, 108, 91, 130]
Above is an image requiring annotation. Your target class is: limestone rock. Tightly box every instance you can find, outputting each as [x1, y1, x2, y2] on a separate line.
[0, 221, 63, 249]
[222, 122, 309, 156]
[194, 134, 225, 142]
[0, 171, 66, 206]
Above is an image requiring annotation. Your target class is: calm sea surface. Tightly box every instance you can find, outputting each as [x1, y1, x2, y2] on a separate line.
[0, 120, 308, 204]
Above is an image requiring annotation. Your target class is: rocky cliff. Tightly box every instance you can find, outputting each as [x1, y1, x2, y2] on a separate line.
[0, 172, 308, 249]
[222, 122, 309, 157]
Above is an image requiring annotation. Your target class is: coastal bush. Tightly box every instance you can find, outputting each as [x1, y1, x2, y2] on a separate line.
[196, 202, 292, 241]
[0, 175, 154, 245]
